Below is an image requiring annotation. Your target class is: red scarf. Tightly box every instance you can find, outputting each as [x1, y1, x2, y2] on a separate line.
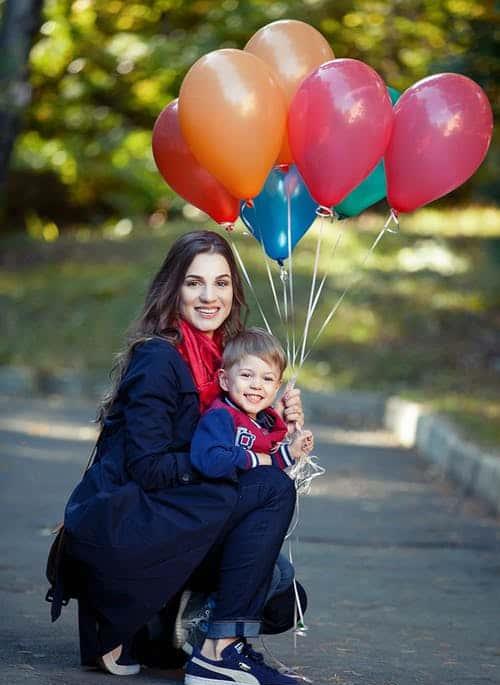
[177, 319, 223, 412]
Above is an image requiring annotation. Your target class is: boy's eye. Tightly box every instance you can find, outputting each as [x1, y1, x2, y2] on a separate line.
[264, 377, 275, 383]
[241, 372, 251, 378]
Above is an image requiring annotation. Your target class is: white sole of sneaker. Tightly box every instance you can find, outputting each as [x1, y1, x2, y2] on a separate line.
[185, 677, 258, 685]
[99, 652, 140, 676]
[182, 640, 194, 656]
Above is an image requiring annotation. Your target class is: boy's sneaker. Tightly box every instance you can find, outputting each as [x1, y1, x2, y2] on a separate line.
[184, 640, 298, 685]
[173, 590, 215, 655]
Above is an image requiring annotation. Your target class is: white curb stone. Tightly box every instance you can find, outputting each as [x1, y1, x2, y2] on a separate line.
[383, 396, 500, 514]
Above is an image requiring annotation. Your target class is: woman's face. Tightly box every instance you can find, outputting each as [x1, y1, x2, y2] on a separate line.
[179, 252, 234, 337]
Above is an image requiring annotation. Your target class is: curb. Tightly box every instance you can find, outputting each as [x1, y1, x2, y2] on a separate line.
[1, 365, 499, 514]
[384, 397, 500, 515]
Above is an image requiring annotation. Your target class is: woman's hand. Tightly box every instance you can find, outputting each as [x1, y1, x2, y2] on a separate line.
[275, 387, 304, 431]
[256, 453, 272, 466]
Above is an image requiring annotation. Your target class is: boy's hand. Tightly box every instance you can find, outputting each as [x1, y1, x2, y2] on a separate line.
[289, 430, 314, 461]
[256, 453, 272, 466]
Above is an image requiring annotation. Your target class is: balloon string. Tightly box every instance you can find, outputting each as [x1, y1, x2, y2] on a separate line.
[297, 215, 324, 368]
[280, 265, 291, 368]
[259, 635, 312, 683]
[300, 210, 399, 366]
[264, 254, 283, 323]
[286, 192, 297, 369]
[296, 228, 344, 368]
[230, 238, 273, 336]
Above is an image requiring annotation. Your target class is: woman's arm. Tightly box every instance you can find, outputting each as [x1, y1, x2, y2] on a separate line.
[121, 340, 196, 491]
[191, 409, 261, 479]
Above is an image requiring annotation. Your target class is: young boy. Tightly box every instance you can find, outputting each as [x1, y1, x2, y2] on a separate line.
[183, 329, 313, 683]
[190, 327, 314, 479]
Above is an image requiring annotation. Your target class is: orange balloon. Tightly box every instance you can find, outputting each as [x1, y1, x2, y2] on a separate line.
[179, 49, 286, 199]
[245, 20, 334, 164]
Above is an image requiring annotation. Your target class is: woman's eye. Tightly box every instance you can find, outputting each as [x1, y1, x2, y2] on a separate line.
[186, 280, 200, 287]
[217, 280, 230, 288]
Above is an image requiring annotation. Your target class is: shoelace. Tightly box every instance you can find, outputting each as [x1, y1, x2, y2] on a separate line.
[243, 643, 282, 676]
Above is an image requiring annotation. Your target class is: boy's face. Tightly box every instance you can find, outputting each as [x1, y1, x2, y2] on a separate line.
[219, 354, 282, 419]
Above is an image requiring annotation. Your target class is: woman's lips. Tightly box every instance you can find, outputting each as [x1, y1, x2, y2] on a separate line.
[195, 307, 221, 319]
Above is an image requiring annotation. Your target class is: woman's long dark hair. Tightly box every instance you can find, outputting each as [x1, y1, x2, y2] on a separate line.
[97, 230, 248, 424]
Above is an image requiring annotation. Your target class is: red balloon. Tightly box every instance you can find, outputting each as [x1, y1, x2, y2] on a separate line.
[385, 74, 493, 213]
[152, 99, 239, 224]
[288, 58, 393, 207]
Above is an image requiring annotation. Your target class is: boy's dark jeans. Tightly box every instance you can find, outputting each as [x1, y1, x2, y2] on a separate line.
[200, 466, 296, 639]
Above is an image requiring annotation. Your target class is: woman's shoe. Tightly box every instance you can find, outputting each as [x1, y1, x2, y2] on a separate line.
[173, 590, 215, 655]
[98, 644, 140, 676]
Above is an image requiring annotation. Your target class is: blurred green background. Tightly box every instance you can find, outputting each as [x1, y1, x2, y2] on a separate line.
[0, 0, 499, 446]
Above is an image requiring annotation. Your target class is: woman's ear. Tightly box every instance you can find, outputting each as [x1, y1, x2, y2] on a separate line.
[218, 368, 229, 392]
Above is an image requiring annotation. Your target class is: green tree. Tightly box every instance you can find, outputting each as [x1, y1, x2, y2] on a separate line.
[3, 0, 498, 230]
[0, 0, 44, 217]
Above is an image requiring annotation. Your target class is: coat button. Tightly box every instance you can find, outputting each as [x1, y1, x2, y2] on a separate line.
[181, 473, 191, 483]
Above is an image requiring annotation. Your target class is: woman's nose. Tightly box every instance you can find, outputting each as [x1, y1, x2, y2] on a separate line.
[199, 285, 216, 302]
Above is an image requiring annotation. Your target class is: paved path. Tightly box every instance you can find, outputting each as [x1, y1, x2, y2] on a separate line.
[0, 397, 499, 685]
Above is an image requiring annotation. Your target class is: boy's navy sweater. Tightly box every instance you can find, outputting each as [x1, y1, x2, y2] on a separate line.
[190, 396, 294, 479]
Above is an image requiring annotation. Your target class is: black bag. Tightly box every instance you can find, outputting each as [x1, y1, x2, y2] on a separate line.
[45, 437, 100, 621]
[46, 523, 65, 588]
[45, 524, 71, 621]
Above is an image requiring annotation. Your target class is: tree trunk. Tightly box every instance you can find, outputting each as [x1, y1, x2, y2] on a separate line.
[0, 0, 44, 220]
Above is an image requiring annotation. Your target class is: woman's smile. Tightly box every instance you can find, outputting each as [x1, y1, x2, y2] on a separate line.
[179, 253, 233, 336]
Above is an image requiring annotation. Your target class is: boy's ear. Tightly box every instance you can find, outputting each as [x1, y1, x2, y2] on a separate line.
[218, 368, 229, 392]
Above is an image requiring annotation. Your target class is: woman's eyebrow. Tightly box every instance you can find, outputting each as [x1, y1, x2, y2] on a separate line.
[184, 273, 231, 279]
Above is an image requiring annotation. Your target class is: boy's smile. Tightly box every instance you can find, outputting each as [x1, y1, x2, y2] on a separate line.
[218, 354, 282, 419]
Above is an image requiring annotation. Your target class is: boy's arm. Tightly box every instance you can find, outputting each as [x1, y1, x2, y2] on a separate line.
[190, 408, 262, 479]
[271, 429, 314, 469]
[271, 443, 295, 470]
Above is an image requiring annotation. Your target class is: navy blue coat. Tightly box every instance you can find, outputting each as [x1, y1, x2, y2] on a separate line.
[63, 338, 238, 657]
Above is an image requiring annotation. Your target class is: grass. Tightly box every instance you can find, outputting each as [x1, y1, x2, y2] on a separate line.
[1, 205, 500, 450]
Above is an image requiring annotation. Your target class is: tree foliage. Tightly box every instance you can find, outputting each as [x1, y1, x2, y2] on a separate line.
[4, 0, 499, 228]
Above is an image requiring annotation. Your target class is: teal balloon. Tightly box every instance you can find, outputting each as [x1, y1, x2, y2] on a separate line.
[334, 87, 401, 219]
[240, 165, 317, 263]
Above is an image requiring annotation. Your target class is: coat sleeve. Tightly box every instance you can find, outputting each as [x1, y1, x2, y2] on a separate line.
[120, 340, 195, 491]
[190, 409, 258, 479]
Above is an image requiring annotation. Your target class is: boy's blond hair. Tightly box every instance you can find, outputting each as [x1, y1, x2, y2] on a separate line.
[222, 327, 287, 377]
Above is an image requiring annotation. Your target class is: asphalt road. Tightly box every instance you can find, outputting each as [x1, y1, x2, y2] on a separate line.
[0, 396, 499, 685]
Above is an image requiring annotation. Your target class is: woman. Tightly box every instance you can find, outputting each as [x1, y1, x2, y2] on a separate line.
[57, 230, 305, 680]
